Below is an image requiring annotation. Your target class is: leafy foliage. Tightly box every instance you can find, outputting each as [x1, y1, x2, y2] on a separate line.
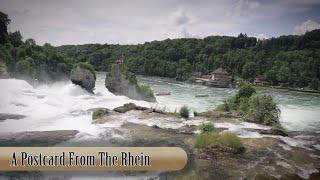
[199, 123, 215, 134]
[15, 57, 36, 79]
[58, 30, 320, 90]
[219, 83, 281, 127]
[0, 11, 71, 82]
[1, 11, 320, 90]
[138, 85, 155, 101]
[179, 106, 189, 118]
[245, 94, 281, 126]
[195, 131, 244, 153]
[92, 108, 109, 120]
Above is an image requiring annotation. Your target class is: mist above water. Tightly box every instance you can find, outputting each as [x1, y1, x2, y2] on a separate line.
[0, 72, 150, 135]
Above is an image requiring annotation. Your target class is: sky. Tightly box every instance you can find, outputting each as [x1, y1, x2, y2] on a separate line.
[0, 0, 320, 46]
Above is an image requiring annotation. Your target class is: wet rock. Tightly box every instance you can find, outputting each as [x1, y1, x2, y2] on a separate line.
[105, 63, 156, 102]
[177, 125, 197, 135]
[0, 130, 79, 146]
[0, 113, 26, 121]
[114, 103, 148, 113]
[70, 63, 96, 92]
[152, 125, 160, 129]
[259, 128, 288, 136]
[92, 108, 110, 120]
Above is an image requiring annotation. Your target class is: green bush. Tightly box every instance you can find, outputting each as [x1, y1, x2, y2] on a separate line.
[193, 111, 198, 116]
[217, 132, 245, 153]
[245, 94, 280, 126]
[179, 106, 189, 118]
[15, 57, 36, 79]
[75, 62, 96, 79]
[92, 108, 109, 120]
[195, 132, 244, 153]
[194, 132, 219, 149]
[187, 76, 196, 83]
[238, 97, 250, 114]
[237, 82, 256, 98]
[138, 85, 155, 100]
[215, 101, 229, 112]
[199, 123, 214, 134]
[215, 83, 281, 128]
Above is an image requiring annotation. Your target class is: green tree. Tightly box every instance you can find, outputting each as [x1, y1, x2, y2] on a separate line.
[0, 11, 10, 44]
[15, 57, 36, 79]
[245, 94, 281, 127]
[242, 62, 257, 81]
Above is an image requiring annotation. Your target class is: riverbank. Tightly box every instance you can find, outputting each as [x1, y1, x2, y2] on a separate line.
[253, 85, 320, 96]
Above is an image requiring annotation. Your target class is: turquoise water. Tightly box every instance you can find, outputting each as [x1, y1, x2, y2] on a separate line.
[138, 76, 320, 132]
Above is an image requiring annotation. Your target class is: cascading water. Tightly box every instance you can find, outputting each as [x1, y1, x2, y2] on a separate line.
[0, 72, 151, 135]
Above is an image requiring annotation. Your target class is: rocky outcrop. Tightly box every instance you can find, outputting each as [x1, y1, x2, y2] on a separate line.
[0, 113, 26, 121]
[0, 58, 9, 78]
[114, 103, 148, 113]
[92, 108, 110, 120]
[105, 63, 156, 102]
[0, 130, 79, 146]
[70, 63, 96, 92]
[258, 128, 288, 136]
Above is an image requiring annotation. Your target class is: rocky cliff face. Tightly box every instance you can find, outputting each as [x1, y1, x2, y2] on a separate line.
[70, 64, 96, 93]
[0, 58, 9, 78]
[105, 64, 156, 102]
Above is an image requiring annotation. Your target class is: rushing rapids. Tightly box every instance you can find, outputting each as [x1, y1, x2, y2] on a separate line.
[0, 72, 320, 179]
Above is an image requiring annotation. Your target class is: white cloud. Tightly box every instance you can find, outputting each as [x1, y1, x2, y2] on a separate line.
[0, 0, 319, 45]
[230, 0, 261, 19]
[172, 8, 190, 26]
[256, 33, 268, 40]
[293, 20, 320, 34]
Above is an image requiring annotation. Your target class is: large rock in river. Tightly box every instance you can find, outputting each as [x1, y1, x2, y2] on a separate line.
[105, 63, 156, 102]
[70, 63, 96, 92]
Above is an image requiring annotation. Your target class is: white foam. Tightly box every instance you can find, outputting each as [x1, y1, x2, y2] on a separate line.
[0, 75, 151, 136]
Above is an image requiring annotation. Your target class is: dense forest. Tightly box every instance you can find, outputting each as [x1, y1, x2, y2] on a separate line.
[0, 11, 71, 82]
[1, 11, 320, 90]
[58, 30, 320, 90]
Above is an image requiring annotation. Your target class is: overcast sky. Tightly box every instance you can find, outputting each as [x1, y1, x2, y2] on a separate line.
[0, 0, 320, 46]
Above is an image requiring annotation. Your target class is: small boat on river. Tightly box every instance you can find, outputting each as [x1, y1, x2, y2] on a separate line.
[155, 92, 171, 96]
[195, 94, 209, 97]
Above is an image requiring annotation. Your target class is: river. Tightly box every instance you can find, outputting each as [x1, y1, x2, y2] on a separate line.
[138, 75, 320, 132]
[1, 72, 320, 135]
[0, 72, 320, 179]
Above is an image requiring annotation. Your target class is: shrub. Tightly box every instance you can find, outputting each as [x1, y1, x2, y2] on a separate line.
[187, 76, 196, 83]
[194, 132, 218, 149]
[238, 97, 250, 114]
[138, 85, 155, 100]
[92, 108, 109, 120]
[214, 84, 281, 128]
[195, 131, 244, 153]
[245, 94, 280, 126]
[237, 83, 256, 98]
[217, 132, 245, 153]
[215, 101, 229, 112]
[199, 123, 215, 134]
[15, 57, 36, 79]
[193, 111, 198, 116]
[179, 106, 189, 118]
